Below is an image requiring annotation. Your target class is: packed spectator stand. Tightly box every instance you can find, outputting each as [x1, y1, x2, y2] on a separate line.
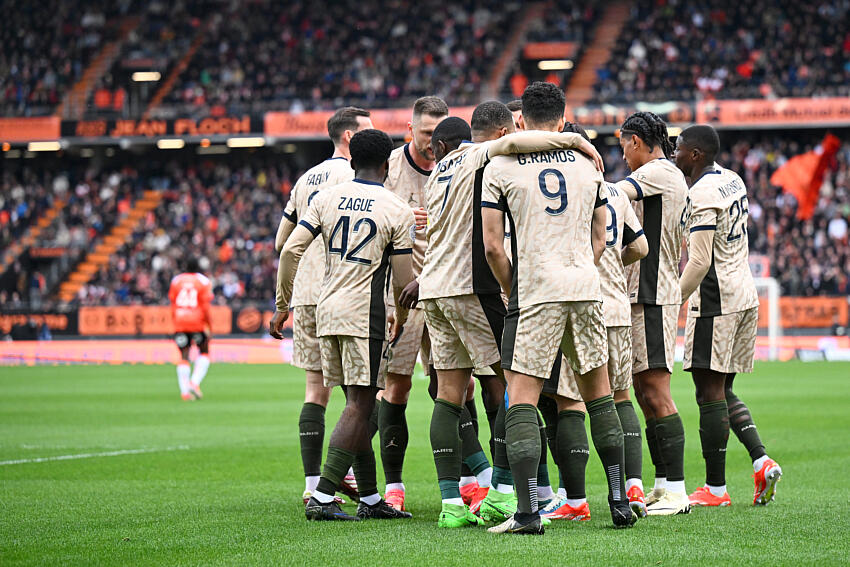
[595, 1, 850, 103]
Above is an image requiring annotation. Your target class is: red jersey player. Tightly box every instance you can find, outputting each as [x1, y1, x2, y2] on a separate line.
[168, 258, 213, 400]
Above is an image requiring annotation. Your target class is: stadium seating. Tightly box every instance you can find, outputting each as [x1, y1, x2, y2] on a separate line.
[0, 1, 126, 117]
[594, 1, 850, 103]
[79, 158, 296, 305]
[162, 1, 522, 115]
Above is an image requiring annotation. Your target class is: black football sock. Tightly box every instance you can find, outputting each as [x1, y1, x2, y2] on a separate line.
[431, 399, 463, 500]
[616, 400, 643, 481]
[699, 400, 729, 487]
[726, 392, 767, 461]
[491, 401, 513, 488]
[505, 404, 541, 514]
[656, 413, 686, 484]
[557, 410, 588, 500]
[378, 399, 408, 485]
[485, 408, 498, 462]
[645, 417, 666, 480]
[587, 395, 626, 503]
[537, 395, 559, 459]
[316, 446, 355, 497]
[536, 414, 551, 490]
[299, 402, 325, 478]
[460, 405, 488, 467]
[352, 449, 379, 500]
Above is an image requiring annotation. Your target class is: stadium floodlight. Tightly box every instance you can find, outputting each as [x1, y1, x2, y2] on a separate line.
[538, 60, 573, 70]
[226, 137, 266, 148]
[156, 139, 185, 150]
[27, 141, 61, 152]
[132, 71, 161, 82]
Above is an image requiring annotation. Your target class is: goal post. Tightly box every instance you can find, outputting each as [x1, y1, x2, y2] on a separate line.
[754, 276, 781, 361]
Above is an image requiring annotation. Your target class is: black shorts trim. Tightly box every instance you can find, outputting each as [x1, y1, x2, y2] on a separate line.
[541, 353, 562, 395]
[642, 305, 667, 370]
[686, 317, 714, 371]
[501, 308, 519, 371]
[477, 293, 506, 353]
[369, 337, 384, 388]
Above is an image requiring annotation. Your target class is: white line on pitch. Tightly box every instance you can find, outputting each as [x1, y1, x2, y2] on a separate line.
[0, 445, 189, 466]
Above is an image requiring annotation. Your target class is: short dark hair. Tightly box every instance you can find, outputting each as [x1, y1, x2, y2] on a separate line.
[185, 258, 201, 273]
[327, 107, 370, 144]
[562, 121, 591, 142]
[349, 129, 394, 169]
[521, 82, 565, 127]
[505, 99, 523, 112]
[412, 96, 449, 121]
[620, 111, 674, 158]
[679, 124, 720, 161]
[432, 117, 471, 150]
[471, 101, 514, 134]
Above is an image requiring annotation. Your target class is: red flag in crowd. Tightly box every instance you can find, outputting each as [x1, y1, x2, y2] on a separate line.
[770, 133, 841, 220]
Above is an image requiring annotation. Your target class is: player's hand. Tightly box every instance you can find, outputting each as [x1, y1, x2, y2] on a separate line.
[389, 320, 405, 345]
[577, 138, 605, 173]
[399, 280, 419, 309]
[413, 207, 428, 230]
[269, 309, 289, 340]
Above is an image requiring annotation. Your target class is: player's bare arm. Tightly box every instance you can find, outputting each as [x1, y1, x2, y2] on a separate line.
[481, 207, 511, 296]
[390, 253, 415, 340]
[679, 227, 714, 302]
[270, 224, 317, 339]
[622, 233, 649, 266]
[487, 130, 604, 172]
[274, 216, 297, 253]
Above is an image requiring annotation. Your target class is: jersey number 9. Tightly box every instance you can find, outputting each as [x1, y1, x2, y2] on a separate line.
[538, 169, 568, 216]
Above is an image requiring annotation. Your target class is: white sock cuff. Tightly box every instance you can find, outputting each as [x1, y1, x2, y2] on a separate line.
[385, 482, 404, 493]
[626, 478, 644, 492]
[666, 480, 686, 494]
[459, 476, 476, 487]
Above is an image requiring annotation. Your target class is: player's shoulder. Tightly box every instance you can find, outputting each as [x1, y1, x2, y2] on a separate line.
[378, 185, 412, 212]
[195, 273, 211, 286]
[635, 157, 684, 180]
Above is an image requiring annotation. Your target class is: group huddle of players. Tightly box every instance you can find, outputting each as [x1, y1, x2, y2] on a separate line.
[264, 82, 782, 534]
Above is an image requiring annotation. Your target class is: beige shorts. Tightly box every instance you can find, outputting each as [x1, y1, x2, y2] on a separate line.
[386, 307, 430, 375]
[631, 304, 678, 374]
[503, 301, 608, 380]
[684, 307, 758, 374]
[422, 294, 504, 371]
[320, 335, 388, 389]
[547, 326, 632, 401]
[292, 305, 322, 372]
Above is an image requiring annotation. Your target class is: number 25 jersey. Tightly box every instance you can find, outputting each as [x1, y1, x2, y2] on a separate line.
[481, 148, 605, 310]
[681, 164, 759, 317]
[299, 179, 416, 340]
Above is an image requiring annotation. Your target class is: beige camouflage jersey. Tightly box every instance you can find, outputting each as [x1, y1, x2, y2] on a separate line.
[482, 144, 608, 379]
[385, 143, 431, 277]
[616, 158, 688, 306]
[281, 157, 353, 307]
[599, 182, 644, 327]
[293, 179, 415, 340]
[420, 131, 588, 300]
[482, 147, 606, 309]
[680, 163, 759, 317]
[681, 163, 759, 374]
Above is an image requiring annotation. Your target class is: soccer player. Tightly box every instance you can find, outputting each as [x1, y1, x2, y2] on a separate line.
[418, 106, 603, 527]
[271, 129, 415, 522]
[674, 124, 782, 507]
[506, 100, 524, 130]
[274, 107, 373, 504]
[543, 124, 651, 521]
[378, 96, 449, 510]
[169, 258, 213, 401]
[481, 82, 635, 534]
[615, 111, 690, 515]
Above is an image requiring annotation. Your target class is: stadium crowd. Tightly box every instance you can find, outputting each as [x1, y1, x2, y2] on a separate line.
[165, 0, 522, 114]
[0, 0, 130, 117]
[595, 0, 850, 103]
[80, 159, 295, 306]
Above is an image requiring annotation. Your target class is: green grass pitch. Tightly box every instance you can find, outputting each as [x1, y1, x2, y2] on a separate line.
[2, 360, 849, 566]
